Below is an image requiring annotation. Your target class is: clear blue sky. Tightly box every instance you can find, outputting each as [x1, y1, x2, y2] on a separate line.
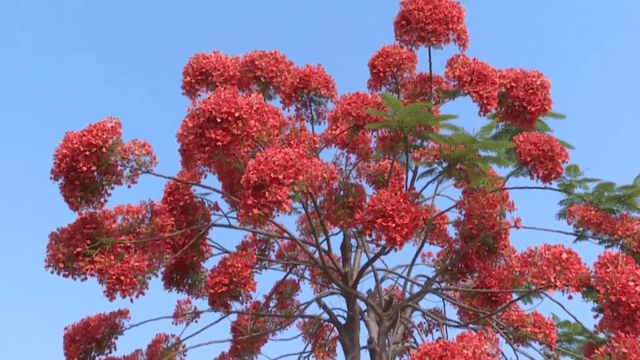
[1, 0, 639, 359]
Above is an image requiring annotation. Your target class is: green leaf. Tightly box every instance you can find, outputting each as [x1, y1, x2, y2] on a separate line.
[432, 114, 459, 122]
[557, 139, 575, 150]
[564, 164, 581, 178]
[594, 181, 616, 194]
[365, 120, 393, 130]
[634, 173, 640, 188]
[480, 139, 515, 150]
[438, 122, 465, 133]
[364, 108, 390, 119]
[545, 111, 567, 120]
[579, 177, 601, 184]
[439, 89, 464, 100]
[399, 101, 433, 117]
[477, 119, 498, 139]
[535, 119, 552, 133]
[380, 93, 402, 113]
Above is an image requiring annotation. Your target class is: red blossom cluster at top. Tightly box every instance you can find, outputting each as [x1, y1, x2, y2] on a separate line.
[394, 0, 469, 51]
[367, 43, 418, 93]
[51, 117, 157, 212]
[513, 131, 570, 184]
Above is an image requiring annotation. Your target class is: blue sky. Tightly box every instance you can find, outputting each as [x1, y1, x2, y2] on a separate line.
[1, 0, 639, 359]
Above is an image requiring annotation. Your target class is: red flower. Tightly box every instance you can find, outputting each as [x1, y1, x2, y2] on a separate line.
[363, 188, 422, 250]
[280, 64, 338, 125]
[593, 251, 640, 336]
[515, 244, 591, 294]
[445, 54, 500, 116]
[172, 297, 200, 325]
[299, 319, 339, 360]
[181, 51, 242, 101]
[513, 131, 569, 184]
[394, 0, 469, 51]
[496, 68, 552, 129]
[410, 330, 500, 360]
[238, 49, 296, 98]
[206, 249, 257, 311]
[51, 117, 157, 212]
[367, 43, 418, 93]
[323, 92, 387, 160]
[500, 307, 558, 350]
[63, 309, 130, 360]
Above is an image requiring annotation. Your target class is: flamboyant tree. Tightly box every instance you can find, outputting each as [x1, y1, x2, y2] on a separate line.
[47, 0, 640, 359]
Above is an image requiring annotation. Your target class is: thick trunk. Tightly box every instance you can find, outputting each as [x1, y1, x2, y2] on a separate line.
[340, 296, 361, 360]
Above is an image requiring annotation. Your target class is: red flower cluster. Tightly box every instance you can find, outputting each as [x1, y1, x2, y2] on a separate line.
[268, 278, 302, 316]
[154, 172, 212, 297]
[238, 49, 296, 98]
[239, 144, 337, 225]
[357, 159, 406, 191]
[46, 202, 159, 301]
[591, 332, 640, 360]
[206, 249, 257, 311]
[299, 319, 339, 360]
[496, 68, 552, 129]
[51, 117, 157, 212]
[322, 181, 367, 230]
[514, 244, 591, 294]
[367, 43, 418, 93]
[567, 203, 640, 254]
[143, 333, 186, 360]
[104, 333, 186, 360]
[418, 204, 452, 247]
[309, 252, 342, 293]
[400, 72, 452, 107]
[593, 251, 640, 336]
[410, 330, 500, 360]
[464, 265, 519, 319]
[181, 51, 242, 101]
[177, 86, 285, 173]
[500, 307, 558, 349]
[227, 301, 270, 358]
[280, 64, 338, 125]
[363, 187, 422, 249]
[513, 131, 569, 184]
[172, 297, 200, 325]
[63, 309, 130, 360]
[324, 92, 387, 160]
[445, 54, 500, 116]
[394, 0, 469, 51]
[451, 170, 515, 276]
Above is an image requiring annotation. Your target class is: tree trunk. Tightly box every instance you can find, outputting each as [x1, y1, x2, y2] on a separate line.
[340, 295, 362, 360]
